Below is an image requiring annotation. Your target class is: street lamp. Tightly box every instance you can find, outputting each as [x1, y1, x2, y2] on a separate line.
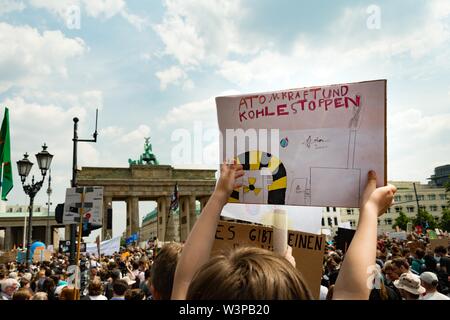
[16, 144, 53, 265]
[46, 170, 52, 246]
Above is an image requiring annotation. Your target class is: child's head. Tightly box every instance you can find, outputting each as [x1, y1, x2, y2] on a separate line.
[186, 246, 313, 300]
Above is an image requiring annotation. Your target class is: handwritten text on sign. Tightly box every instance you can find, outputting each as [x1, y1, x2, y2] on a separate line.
[238, 85, 360, 122]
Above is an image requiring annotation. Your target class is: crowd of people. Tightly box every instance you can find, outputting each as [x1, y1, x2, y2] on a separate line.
[321, 235, 450, 300]
[1, 165, 449, 300]
[0, 242, 184, 301]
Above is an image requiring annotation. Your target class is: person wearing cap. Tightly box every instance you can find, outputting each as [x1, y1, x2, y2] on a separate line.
[393, 272, 426, 300]
[419, 271, 450, 300]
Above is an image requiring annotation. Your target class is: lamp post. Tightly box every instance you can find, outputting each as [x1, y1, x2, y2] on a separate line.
[46, 170, 52, 246]
[16, 144, 53, 265]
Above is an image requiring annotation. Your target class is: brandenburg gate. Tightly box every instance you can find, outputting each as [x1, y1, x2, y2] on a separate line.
[75, 139, 216, 241]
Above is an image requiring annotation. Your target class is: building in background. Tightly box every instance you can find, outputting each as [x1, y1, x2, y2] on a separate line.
[320, 206, 343, 234]
[140, 202, 202, 242]
[339, 180, 448, 233]
[0, 204, 62, 251]
[428, 164, 450, 187]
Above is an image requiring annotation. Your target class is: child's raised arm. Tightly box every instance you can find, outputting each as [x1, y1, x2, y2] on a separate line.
[333, 170, 397, 300]
[171, 162, 244, 300]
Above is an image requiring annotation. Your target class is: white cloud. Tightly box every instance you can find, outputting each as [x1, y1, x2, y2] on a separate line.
[0, 0, 25, 15]
[217, 1, 450, 90]
[152, 0, 258, 88]
[159, 92, 237, 128]
[82, 0, 124, 19]
[120, 10, 149, 31]
[19, 90, 103, 111]
[0, 22, 86, 92]
[29, 0, 147, 29]
[155, 66, 187, 90]
[388, 109, 450, 182]
[120, 124, 151, 144]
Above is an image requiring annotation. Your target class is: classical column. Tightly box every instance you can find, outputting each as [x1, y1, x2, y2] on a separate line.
[157, 196, 170, 242]
[179, 196, 189, 242]
[102, 196, 112, 240]
[129, 197, 139, 236]
[45, 225, 51, 246]
[65, 226, 71, 242]
[188, 195, 196, 235]
[4, 227, 12, 251]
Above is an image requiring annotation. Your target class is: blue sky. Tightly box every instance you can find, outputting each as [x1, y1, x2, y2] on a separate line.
[0, 0, 449, 240]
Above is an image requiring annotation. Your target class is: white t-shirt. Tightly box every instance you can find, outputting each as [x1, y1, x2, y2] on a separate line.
[320, 285, 329, 300]
[420, 291, 450, 300]
[89, 295, 108, 300]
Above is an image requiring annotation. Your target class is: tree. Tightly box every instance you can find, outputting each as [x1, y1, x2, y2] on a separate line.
[413, 209, 438, 230]
[393, 211, 410, 231]
[440, 209, 450, 232]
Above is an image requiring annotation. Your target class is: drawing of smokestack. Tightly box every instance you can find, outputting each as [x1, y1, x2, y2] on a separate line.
[347, 104, 362, 169]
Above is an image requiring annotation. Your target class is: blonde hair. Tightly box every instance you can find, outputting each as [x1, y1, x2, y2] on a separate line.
[186, 247, 313, 300]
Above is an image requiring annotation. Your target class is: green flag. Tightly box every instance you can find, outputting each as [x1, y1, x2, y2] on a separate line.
[0, 107, 13, 200]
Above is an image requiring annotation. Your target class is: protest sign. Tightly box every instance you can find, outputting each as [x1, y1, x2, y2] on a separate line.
[388, 231, 407, 241]
[32, 249, 52, 263]
[59, 240, 86, 253]
[334, 227, 356, 253]
[430, 238, 450, 252]
[0, 250, 16, 264]
[86, 236, 121, 257]
[216, 80, 386, 208]
[406, 222, 413, 234]
[212, 220, 325, 299]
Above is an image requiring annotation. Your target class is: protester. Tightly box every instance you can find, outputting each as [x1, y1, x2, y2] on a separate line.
[81, 280, 108, 300]
[30, 292, 48, 300]
[419, 272, 450, 300]
[1, 278, 18, 300]
[12, 288, 32, 300]
[150, 242, 183, 300]
[393, 273, 425, 300]
[411, 248, 425, 274]
[125, 288, 145, 300]
[171, 165, 397, 300]
[110, 279, 128, 300]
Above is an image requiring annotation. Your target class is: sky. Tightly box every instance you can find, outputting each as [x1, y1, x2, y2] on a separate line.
[0, 0, 449, 241]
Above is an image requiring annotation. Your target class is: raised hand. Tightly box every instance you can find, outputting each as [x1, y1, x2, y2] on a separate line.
[360, 170, 397, 216]
[214, 161, 244, 204]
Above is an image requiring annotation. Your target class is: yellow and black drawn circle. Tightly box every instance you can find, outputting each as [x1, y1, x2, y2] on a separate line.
[228, 151, 287, 205]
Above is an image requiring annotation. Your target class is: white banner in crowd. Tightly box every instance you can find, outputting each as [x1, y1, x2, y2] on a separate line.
[221, 204, 323, 234]
[86, 236, 121, 256]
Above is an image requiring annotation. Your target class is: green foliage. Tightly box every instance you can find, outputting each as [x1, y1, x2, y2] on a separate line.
[393, 211, 410, 231]
[440, 209, 450, 232]
[413, 209, 438, 229]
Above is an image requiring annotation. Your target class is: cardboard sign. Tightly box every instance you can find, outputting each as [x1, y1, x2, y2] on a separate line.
[216, 80, 386, 208]
[32, 249, 52, 263]
[406, 222, 413, 234]
[0, 250, 17, 264]
[407, 240, 425, 254]
[212, 221, 326, 299]
[430, 238, 450, 252]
